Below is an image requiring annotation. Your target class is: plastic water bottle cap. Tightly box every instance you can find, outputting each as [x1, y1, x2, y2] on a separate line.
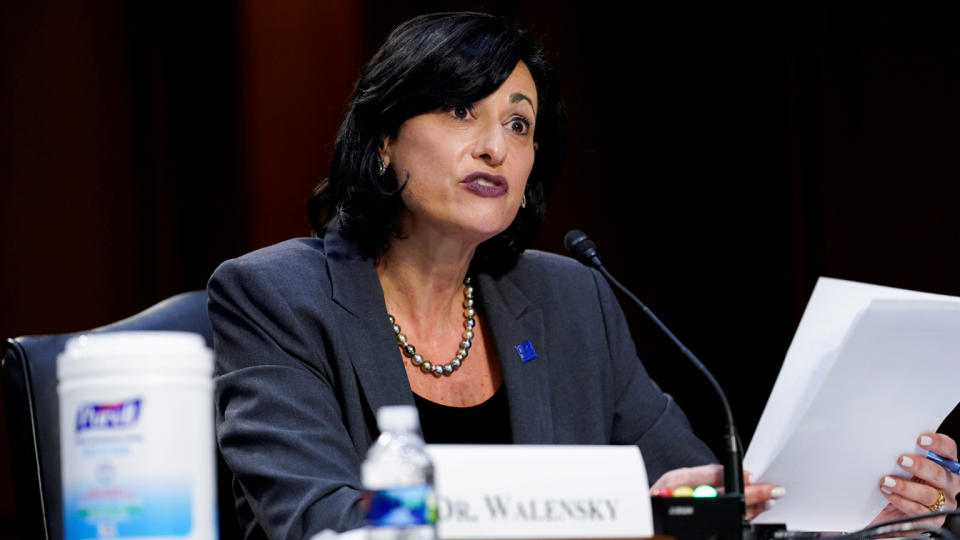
[376, 405, 420, 433]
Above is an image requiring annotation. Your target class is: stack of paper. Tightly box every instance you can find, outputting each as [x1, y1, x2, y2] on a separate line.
[745, 277, 960, 532]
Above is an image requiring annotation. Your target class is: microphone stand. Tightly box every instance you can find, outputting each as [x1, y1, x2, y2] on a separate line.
[593, 262, 744, 497]
[564, 230, 746, 540]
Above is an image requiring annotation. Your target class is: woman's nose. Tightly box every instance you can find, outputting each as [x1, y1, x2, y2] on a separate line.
[471, 122, 506, 166]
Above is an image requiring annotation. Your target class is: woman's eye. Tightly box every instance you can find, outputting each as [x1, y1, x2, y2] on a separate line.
[451, 106, 470, 120]
[509, 117, 530, 135]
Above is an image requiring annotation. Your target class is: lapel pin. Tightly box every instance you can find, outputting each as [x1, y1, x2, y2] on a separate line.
[515, 340, 537, 363]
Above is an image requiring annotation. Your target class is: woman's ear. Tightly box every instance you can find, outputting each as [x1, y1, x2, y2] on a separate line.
[379, 137, 392, 168]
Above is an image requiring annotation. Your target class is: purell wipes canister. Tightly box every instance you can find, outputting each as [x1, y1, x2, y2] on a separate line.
[57, 332, 216, 540]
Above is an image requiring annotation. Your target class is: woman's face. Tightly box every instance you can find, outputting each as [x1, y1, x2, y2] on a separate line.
[381, 61, 538, 246]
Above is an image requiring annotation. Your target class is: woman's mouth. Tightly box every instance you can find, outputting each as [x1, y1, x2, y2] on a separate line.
[462, 172, 508, 197]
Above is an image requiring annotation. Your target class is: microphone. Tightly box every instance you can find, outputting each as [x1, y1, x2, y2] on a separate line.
[564, 230, 745, 497]
[563, 229, 601, 267]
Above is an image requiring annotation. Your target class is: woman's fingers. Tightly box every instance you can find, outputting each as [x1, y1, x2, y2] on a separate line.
[880, 481, 946, 516]
[918, 432, 958, 461]
[651, 464, 724, 491]
[652, 465, 784, 520]
[880, 475, 948, 510]
[745, 483, 787, 508]
[901, 453, 943, 484]
[746, 500, 776, 520]
[871, 433, 960, 526]
[897, 454, 952, 494]
[745, 482, 787, 519]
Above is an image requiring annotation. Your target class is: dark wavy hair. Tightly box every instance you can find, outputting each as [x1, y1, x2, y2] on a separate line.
[307, 12, 566, 274]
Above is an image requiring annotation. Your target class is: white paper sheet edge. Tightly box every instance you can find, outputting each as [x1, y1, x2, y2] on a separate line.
[744, 277, 960, 531]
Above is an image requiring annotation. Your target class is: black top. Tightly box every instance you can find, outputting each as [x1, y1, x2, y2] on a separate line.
[413, 384, 513, 444]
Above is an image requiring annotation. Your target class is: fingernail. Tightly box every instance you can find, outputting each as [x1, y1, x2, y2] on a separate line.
[881, 487, 893, 494]
[765, 500, 776, 510]
[920, 435, 933, 447]
[746, 472, 754, 484]
[901, 456, 914, 467]
[883, 476, 897, 488]
[771, 487, 787, 499]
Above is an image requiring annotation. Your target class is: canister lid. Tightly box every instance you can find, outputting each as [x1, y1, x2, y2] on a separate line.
[57, 331, 213, 380]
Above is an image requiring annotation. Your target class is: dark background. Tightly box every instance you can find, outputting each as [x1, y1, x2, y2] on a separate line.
[2, 1, 959, 535]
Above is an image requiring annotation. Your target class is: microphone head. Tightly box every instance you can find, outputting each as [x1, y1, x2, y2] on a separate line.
[563, 229, 601, 267]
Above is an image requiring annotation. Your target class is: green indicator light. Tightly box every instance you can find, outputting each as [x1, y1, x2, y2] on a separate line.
[692, 485, 718, 498]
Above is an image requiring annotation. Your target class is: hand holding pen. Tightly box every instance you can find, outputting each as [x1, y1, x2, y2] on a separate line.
[871, 432, 960, 526]
[926, 448, 960, 475]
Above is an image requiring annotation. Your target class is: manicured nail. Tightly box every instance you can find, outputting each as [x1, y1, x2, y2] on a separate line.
[883, 477, 897, 488]
[881, 487, 893, 495]
[920, 435, 933, 447]
[771, 487, 786, 499]
[901, 456, 914, 467]
[765, 500, 776, 510]
[746, 472, 754, 484]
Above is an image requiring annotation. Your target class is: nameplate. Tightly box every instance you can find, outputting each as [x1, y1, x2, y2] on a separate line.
[426, 445, 653, 539]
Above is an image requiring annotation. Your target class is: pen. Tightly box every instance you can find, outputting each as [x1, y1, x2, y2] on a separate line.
[926, 450, 960, 475]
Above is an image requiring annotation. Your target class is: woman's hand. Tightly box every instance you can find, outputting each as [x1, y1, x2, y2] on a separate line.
[651, 464, 786, 519]
[872, 432, 960, 527]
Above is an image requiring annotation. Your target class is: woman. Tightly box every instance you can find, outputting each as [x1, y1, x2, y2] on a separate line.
[208, 12, 957, 540]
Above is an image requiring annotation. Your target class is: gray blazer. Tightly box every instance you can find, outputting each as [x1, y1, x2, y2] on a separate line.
[208, 228, 715, 540]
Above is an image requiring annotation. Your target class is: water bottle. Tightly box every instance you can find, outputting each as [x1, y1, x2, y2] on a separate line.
[362, 405, 437, 540]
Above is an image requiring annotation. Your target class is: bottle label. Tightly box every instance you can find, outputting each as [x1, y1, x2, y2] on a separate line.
[60, 383, 216, 539]
[365, 484, 438, 527]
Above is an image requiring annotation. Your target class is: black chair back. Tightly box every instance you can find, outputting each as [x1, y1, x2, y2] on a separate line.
[1, 291, 238, 540]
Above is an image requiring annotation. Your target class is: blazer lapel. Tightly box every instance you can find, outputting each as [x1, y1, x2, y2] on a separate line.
[477, 273, 554, 444]
[324, 231, 414, 415]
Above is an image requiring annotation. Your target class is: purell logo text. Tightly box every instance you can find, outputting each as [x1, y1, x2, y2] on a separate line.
[76, 398, 142, 432]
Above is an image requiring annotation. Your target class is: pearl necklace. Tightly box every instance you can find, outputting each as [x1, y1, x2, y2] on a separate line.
[388, 277, 476, 376]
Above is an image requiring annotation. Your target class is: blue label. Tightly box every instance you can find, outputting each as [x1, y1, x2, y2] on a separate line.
[365, 484, 437, 527]
[63, 481, 191, 539]
[75, 398, 142, 433]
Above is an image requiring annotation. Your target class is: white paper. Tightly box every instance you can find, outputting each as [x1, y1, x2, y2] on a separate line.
[745, 277, 960, 532]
